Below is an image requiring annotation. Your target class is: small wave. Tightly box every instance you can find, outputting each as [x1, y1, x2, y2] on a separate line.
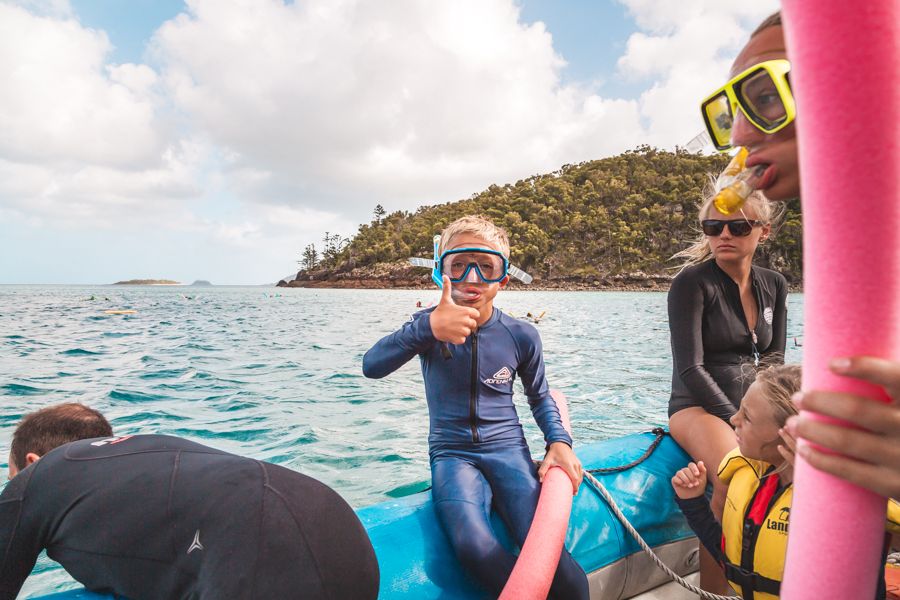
[218, 400, 260, 411]
[108, 389, 164, 403]
[112, 411, 188, 425]
[102, 331, 140, 338]
[139, 368, 193, 380]
[60, 348, 101, 356]
[1, 383, 50, 396]
[4, 334, 24, 339]
[325, 372, 359, 380]
[173, 427, 271, 442]
[379, 454, 410, 463]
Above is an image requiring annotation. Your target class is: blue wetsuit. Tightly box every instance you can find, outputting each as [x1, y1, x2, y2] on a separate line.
[363, 307, 589, 599]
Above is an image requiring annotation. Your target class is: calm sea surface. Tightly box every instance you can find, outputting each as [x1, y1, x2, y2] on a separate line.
[0, 285, 804, 597]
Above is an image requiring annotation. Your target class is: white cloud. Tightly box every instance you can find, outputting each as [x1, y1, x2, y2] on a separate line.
[0, 3, 168, 168]
[149, 0, 648, 215]
[616, 0, 780, 147]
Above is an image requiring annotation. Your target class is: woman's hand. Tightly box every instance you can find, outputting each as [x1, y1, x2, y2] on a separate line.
[786, 356, 900, 498]
[539, 442, 583, 495]
[671, 461, 708, 500]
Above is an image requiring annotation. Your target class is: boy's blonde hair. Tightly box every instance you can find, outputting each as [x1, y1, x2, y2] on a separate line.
[440, 215, 510, 258]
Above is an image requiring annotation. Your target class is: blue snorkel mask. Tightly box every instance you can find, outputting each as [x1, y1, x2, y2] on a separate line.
[409, 235, 533, 288]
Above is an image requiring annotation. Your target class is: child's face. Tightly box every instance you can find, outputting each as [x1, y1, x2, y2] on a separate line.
[443, 233, 508, 310]
[730, 381, 782, 463]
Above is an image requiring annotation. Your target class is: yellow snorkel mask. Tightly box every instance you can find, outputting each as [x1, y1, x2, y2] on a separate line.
[700, 59, 795, 152]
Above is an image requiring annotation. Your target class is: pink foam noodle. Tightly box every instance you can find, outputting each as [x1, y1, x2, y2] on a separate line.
[550, 389, 573, 436]
[498, 390, 574, 600]
[780, 2, 900, 598]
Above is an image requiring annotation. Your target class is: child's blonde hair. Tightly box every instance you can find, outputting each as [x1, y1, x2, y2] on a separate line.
[754, 364, 802, 429]
[440, 215, 510, 258]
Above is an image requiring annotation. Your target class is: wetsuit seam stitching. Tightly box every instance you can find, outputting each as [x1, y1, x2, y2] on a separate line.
[263, 475, 334, 600]
[0, 501, 24, 579]
[251, 460, 268, 600]
[167, 450, 181, 562]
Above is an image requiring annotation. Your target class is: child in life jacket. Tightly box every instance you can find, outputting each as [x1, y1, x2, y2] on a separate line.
[671, 364, 900, 599]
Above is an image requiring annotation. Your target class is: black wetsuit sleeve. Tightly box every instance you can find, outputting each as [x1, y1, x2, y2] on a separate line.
[516, 330, 572, 447]
[0, 470, 45, 600]
[765, 275, 788, 362]
[675, 495, 724, 564]
[668, 274, 736, 419]
[362, 310, 436, 379]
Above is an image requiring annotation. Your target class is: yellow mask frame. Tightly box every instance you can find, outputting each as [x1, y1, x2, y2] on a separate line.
[701, 59, 795, 151]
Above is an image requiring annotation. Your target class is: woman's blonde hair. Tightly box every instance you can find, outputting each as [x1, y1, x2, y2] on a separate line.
[439, 215, 510, 258]
[672, 180, 785, 270]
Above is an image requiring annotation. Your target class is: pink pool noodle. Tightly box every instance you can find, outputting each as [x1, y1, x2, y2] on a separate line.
[780, 2, 900, 598]
[499, 390, 574, 600]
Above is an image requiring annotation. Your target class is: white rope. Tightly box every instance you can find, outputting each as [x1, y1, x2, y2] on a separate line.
[582, 471, 736, 600]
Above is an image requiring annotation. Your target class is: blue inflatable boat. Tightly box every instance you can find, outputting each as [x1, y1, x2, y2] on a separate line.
[31, 431, 699, 600]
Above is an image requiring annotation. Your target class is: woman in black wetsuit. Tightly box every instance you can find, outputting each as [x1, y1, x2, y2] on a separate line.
[667, 188, 788, 592]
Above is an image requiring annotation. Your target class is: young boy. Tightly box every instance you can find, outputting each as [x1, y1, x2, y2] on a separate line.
[363, 215, 589, 598]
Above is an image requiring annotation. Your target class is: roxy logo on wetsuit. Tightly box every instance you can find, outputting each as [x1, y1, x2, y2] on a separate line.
[483, 366, 513, 385]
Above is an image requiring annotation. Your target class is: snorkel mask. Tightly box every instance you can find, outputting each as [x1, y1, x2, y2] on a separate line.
[700, 59, 795, 152]
[409, 235, 533, 289]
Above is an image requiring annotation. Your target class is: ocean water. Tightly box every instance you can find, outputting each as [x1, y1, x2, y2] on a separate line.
[0, 285, 805, 597]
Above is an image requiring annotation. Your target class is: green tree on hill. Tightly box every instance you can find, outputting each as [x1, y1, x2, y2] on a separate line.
[299, 147, 803, 284]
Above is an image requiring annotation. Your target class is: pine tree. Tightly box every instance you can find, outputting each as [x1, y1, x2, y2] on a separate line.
[300, 244, 318, 270]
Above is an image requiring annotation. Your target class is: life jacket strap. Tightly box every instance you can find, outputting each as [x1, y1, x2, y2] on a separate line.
[724, 562, 782, 596]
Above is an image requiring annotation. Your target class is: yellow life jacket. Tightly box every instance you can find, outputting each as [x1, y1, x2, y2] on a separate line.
[719, 449, 789, 600]
[719, 448, 900, 600]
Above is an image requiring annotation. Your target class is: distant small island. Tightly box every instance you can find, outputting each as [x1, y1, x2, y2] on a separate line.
[114, 279, 181, 285]
[189, 280, 213, 286]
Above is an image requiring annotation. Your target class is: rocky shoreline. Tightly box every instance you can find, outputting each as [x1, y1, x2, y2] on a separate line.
[278, 262, 677, 292]
[278, 261, 803, 292]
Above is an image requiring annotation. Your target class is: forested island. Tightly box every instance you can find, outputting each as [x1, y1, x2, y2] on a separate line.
[114, 279, 181, 285]
[281, 147, 802, 291]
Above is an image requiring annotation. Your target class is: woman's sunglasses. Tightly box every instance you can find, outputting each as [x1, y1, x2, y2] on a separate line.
[701, 219, 763, 237]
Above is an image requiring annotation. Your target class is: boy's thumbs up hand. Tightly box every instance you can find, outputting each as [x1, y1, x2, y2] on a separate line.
[430, 276, 480, 344]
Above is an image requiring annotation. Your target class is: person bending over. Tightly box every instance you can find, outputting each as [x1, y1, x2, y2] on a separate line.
[0, 403, 379, 600]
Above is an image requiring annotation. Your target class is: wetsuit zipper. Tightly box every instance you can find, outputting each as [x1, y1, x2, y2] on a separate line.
[469, 330, 480, 442]
[750, 277, 761, 366]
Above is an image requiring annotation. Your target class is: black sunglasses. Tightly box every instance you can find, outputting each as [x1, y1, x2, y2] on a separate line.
[701, 219, 763, 237]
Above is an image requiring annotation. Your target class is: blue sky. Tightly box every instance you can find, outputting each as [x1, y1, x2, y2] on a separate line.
[0, 0, 777, 284]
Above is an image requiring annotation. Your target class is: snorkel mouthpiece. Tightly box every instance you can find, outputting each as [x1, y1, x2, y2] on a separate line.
[714, 148, 767, 215]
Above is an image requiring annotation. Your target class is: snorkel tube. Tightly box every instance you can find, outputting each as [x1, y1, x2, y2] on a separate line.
[780, 3, 900, 599]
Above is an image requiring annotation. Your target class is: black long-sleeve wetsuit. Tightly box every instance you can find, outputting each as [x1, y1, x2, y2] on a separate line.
[0, 434, 379, 600]
[668, 260, 788, 421]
